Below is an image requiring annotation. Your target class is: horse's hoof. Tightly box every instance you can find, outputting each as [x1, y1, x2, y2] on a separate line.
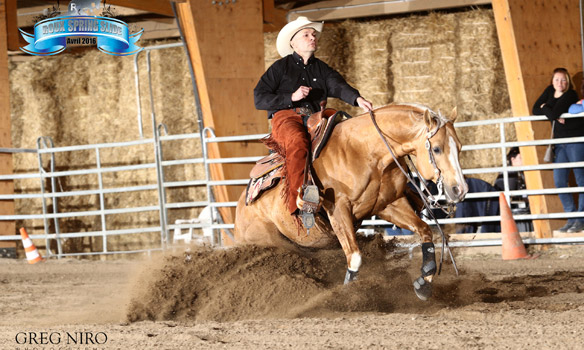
[344, 269, 358, 284]
[413, 276, 432, 301]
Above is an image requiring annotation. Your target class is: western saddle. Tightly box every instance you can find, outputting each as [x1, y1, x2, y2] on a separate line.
[245, 108, 351, 229]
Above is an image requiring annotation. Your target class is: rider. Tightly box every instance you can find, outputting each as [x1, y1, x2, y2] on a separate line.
[254, 16, 373, 215]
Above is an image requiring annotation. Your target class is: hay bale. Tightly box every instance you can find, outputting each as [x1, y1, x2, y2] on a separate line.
[390, 12, 458, 114]
[264, 31, 279, 70]
[343, 20, 394, 110]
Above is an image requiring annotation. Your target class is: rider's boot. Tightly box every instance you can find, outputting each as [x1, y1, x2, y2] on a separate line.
[296, 185, 322, 230]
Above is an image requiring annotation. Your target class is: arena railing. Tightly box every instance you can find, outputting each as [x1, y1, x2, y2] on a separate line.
[198, 111, 584, 249]
[0, 134, 180, 257]
[1, 112, 584, 258]
[0, 128, 218, 258]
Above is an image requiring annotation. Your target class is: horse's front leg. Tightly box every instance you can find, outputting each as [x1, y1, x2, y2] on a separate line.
[376, 197, 436, 301]
[325, 197, 361, 284]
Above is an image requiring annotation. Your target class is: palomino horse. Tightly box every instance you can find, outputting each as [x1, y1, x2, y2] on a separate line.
[235, 103, 468, 300]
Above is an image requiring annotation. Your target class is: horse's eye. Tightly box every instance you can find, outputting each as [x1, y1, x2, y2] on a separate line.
[432, 146, 441, 154]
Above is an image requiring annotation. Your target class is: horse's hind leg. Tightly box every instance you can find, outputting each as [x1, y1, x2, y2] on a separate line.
[377, 197, 436, 301]
[236, 220, 299, 251]
[234, 196, 300, 251]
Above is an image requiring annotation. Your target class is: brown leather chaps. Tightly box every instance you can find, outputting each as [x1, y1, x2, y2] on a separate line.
[270, 109, 310, 214]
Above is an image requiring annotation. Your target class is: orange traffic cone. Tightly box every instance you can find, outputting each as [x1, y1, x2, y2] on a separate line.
[19, 227, 43, 264]
[499, 193, 529, 260]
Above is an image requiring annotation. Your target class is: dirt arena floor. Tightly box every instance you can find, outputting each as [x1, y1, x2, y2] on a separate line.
[1, 235, 583, 349]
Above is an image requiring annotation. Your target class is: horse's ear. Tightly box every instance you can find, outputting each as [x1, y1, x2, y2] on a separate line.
[448, 107, 458, 122]
[423, 109, 435, 129]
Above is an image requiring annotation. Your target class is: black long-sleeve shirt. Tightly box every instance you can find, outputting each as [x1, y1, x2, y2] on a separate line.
[254, 52, 361, 118]
[532, 85, 583, 138]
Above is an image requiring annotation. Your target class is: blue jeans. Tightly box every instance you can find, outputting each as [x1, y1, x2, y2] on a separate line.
[553, 142, 584, 223]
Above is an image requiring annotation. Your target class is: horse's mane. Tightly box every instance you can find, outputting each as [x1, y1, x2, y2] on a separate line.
[376, 103, 448, 138]
[385, 102, 447, 122]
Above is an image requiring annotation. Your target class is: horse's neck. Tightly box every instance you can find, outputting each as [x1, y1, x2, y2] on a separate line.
[312, 114, 414, 178]
[311, 111, 417, 213]
[351, 110, 422, 156]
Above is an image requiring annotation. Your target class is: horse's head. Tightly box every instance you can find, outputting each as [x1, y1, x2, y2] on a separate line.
[411, 108, 468, 203]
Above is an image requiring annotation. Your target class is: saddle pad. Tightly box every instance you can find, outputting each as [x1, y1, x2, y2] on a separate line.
[245, 167, 282, 205]
[249, 152, 284, 179]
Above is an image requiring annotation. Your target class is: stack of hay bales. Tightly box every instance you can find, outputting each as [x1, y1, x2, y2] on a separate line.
[9, 42, 204, 253]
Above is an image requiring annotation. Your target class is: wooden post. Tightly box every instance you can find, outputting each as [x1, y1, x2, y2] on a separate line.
[492, 0, 583, 238]
[5, 0, 21, 51]
[175, 0, 268, 244]
[108, 0, 174, 16]
[0, 0, 16, 249]
[263, 0, 287, 32]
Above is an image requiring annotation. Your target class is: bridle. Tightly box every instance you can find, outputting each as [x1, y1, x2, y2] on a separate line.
[419, 114, 447, 208]
[370, 109, 453, 211]
[369, 109, 458, 276]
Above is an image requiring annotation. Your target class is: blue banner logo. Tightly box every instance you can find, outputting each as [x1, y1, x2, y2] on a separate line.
[19, 6, 143, 56]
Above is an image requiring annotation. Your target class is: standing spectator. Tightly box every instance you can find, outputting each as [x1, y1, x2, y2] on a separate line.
[568, 80, 584, 114]
[533, 67, 583, 233]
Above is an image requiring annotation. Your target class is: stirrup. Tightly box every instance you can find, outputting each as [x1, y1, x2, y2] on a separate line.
[296, 185, 322, 231]
[296, 185, 322, 212]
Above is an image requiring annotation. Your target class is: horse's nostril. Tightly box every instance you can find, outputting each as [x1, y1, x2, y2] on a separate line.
[452, 186, 460, 197]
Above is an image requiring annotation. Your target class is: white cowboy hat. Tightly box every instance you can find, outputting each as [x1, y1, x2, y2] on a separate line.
[276, 16, 323, 57]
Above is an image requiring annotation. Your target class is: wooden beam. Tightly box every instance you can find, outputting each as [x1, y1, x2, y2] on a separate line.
[263, 0, 287, 32]
[129, 19, 179, 41]
[15, 4, 152, 28]
[105, 0, 173, 16]
[492, 0, 582, 238]
[287, 0, 491, 21]
[175, 0, 268, 243]
[174, 2, 229, 226]
[15, 1, 173, 18]
[492, 0, 552, 239]
[0, 0, 16, 248]
[5, 0, 21, 51]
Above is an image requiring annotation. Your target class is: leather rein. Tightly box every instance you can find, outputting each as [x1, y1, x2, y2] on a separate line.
[369, 109, 458, 276]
